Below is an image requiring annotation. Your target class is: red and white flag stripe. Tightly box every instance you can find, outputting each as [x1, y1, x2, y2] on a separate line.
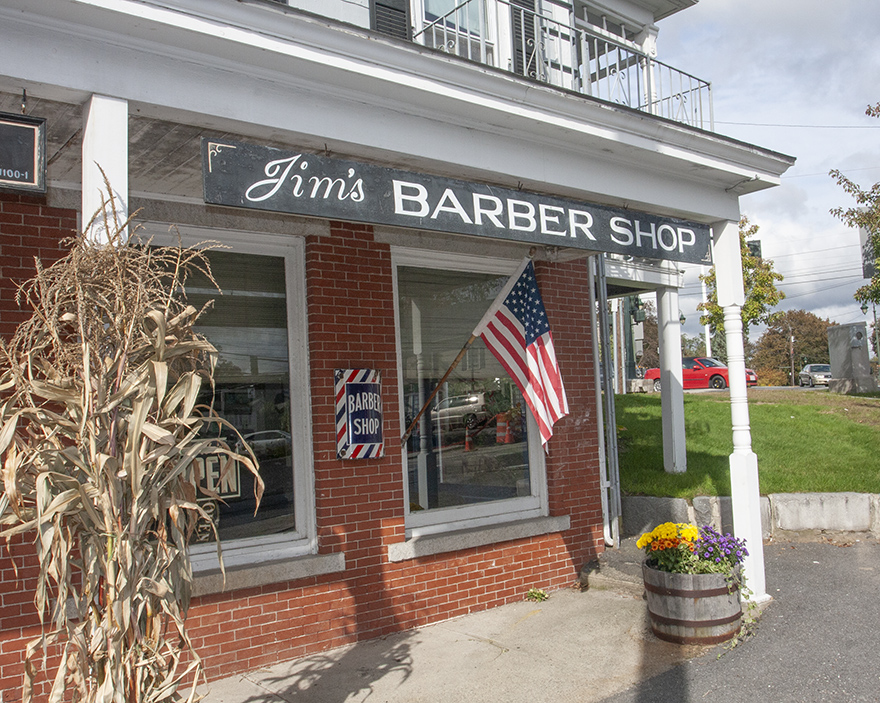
[473, 259, 568, 447]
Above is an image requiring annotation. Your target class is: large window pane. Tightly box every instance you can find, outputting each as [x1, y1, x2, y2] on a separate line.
[187, 251, 295, 542]
[398, 266, 533, 511]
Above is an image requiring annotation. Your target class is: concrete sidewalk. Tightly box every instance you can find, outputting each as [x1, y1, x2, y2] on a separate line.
[199, 538, 880, 703]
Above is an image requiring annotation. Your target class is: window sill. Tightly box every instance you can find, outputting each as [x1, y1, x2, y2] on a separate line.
[387, 515, 570, 563]
[192, 551, 345, 597]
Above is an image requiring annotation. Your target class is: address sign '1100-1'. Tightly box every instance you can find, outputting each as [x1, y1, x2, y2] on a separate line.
[202, 138, 712, 265]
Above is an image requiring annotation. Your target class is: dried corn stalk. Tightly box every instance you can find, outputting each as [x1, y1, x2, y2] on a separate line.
[0, 197, 262, 702]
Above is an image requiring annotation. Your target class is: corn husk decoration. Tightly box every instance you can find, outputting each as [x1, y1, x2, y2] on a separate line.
[0, 192, 262, 702]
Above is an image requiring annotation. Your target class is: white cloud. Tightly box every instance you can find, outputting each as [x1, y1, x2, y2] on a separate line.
[658, 0, 880, 339]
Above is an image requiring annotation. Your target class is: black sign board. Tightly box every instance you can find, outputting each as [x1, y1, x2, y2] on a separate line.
[202, 138, 712, 265]
[0, 112, 47, 193]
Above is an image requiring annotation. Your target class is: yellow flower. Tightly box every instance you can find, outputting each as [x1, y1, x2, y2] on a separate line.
[680, 525, 699, 541]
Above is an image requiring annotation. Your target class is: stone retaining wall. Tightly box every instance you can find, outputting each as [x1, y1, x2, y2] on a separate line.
[622, 493, 880, 540]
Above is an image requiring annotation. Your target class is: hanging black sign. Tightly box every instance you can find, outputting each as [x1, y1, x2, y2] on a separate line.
[0, 112, 47, 193]
[202, 138, 712, 264]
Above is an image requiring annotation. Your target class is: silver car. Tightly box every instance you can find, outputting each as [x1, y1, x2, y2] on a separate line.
[430, 393, 489, 429]
[798, 364, 832, 387]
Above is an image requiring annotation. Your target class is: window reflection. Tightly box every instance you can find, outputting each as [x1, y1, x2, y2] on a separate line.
[398, 266, 533, 511]
[186, 251, 295, 542]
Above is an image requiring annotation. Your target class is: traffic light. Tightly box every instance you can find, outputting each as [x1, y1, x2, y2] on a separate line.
[631, 297, 646, 323]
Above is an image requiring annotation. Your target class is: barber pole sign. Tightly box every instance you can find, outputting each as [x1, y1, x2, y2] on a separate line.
[335, 369, 384, 459]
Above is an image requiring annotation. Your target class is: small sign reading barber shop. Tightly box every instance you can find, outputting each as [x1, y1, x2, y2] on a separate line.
[335, 369, 384, 459]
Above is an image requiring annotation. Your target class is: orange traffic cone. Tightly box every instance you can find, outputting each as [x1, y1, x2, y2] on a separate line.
[464, 426, 474, 452]
[504, 420, 515, 444]
[496, 415, 507, 444]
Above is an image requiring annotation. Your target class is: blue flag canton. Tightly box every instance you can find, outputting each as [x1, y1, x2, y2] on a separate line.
[504, 262, 549, 345]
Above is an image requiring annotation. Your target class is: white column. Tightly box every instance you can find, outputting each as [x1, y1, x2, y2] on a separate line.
[713, 219, 767, 602]
[656, 280, 686, 473]
[82, 95, 128, 243]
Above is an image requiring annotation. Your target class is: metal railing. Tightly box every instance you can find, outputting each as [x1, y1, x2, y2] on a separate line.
[412, 0, 713, 131]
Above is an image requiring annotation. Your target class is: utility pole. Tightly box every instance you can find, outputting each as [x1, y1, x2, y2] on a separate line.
[789, 334, 796, 386]
[860, 301, 879, 373]
[701, 273, 712, 357]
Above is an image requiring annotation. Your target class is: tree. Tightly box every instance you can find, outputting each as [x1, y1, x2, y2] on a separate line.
[831, 102, 880, 307]
[636, 304, 708, 368]
[751, 309, 835, 386]
[638, 301, 659, 369]
[681, 333, 706, 358]
[698, 216, 786, 343]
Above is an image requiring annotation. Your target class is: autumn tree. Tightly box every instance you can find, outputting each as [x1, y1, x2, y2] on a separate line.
[681, 333, 707, 358]
[698, 216, 786, 344]
[636, 303, 709, 369]
[831, 102, 880, 308]
[751, 309, 835, 386]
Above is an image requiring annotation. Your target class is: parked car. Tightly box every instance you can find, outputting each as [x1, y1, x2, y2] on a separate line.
[798, 363, 832, 387]
[644, 357, 758, 391]
[430, 392, 489, 429]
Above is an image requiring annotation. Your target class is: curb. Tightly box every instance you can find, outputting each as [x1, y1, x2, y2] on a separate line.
[621, 492, 880, 541]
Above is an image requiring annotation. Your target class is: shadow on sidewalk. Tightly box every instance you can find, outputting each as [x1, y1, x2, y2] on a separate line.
[228, 634, 416, 702]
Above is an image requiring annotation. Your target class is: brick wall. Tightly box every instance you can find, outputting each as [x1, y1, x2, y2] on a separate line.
[0, 193, 76, 699]
[0, 193, 77, 339]
[186, 226, 605, 680]
[0, 214, 605, 692]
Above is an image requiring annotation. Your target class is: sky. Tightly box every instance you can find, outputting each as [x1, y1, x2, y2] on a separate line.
[655, 0, 880, 343]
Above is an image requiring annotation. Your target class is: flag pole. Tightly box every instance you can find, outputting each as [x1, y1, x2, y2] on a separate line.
[401, 334, 477, 446]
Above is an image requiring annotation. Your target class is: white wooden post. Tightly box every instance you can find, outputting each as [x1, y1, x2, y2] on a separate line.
[713, 219, 767, 602]
[82, 94, 128, 243]
[657, 276, 686, 473]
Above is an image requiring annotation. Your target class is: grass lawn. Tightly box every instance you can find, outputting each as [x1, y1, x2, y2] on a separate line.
[615, 388, 880, 499]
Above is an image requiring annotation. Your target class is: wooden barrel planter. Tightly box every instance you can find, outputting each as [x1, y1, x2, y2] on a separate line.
[642, 562, 742, 645]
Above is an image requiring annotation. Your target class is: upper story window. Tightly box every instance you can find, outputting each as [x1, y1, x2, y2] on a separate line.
[424, 0, 483, 30]
[413, 0, 494, 62]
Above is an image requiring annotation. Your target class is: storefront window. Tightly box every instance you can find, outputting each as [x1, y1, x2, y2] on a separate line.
[186, 251, 295, 543]
[397, 264, 538, 516]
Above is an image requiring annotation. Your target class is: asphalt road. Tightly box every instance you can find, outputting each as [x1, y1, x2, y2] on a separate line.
[599, 540, 880, 703]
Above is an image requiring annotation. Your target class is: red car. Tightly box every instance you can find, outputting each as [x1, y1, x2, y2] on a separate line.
[644, 357, 758, 391]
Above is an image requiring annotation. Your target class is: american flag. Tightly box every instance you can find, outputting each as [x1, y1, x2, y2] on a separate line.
[473, 259, 569, 447]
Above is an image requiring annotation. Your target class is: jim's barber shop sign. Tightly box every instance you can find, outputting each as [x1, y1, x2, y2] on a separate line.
[202, 138, 712, 264]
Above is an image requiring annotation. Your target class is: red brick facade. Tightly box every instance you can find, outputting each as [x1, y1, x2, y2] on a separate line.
[0, 193, 77, 339]
[0, 193, 77, 698]
[0, 201, 604, 694]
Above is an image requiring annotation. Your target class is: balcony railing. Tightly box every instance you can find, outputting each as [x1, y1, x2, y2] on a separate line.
[412, 0, 713, 131]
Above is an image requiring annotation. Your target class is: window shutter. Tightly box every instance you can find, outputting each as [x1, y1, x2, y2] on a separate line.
[372, 0, 411, 40]
[510, 0, 537, 77]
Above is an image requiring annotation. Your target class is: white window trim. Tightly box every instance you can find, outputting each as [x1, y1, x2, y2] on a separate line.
[138, 223, 317, 572]
[391, 246, 549, 538]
